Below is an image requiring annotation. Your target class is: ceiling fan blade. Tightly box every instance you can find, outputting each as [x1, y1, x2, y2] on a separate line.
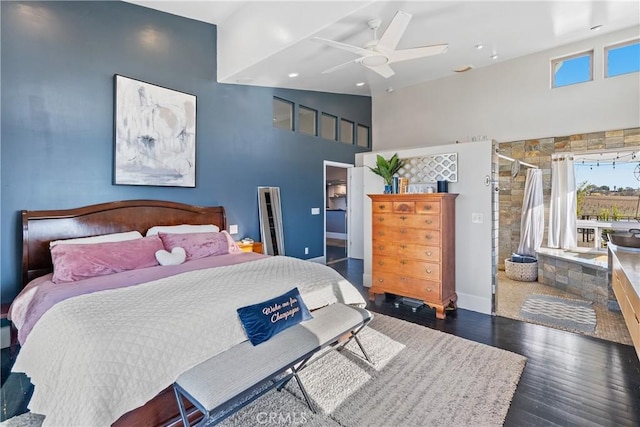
[322, 59, 357, 74]
[377, 11, 412, 51]
[389, 44, 449, 63]
[365, 63, 395, 79]
[311, 37, 372, 56]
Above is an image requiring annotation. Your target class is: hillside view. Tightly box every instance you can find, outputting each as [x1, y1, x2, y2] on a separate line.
[577, 184, 640, 221]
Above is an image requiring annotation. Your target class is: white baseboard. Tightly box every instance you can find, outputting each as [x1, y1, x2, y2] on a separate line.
[456, 292, 492, 315]
[1, 325, 10, 349]
[363, 273, 372, 288]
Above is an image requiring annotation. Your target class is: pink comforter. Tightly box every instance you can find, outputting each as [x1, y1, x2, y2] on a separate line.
[9, 252, 265, 345]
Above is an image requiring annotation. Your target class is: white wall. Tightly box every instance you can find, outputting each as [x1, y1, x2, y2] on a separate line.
[372, 27, 640, 149]
[356, 140, 494, 315]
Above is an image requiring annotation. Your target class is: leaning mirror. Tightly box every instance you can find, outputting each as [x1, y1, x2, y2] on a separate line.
[258, 186, 285, 255]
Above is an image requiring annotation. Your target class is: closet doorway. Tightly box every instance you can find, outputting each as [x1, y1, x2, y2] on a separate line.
[324, 162, 352, 265]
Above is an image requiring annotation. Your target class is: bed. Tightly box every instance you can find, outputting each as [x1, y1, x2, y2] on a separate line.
[10, 200, 366, 427]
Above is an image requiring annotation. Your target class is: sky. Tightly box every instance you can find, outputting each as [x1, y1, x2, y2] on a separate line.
[575, 161, 640, 189]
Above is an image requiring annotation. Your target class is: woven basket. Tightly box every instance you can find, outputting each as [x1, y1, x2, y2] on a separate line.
[504, 258, 538, 282]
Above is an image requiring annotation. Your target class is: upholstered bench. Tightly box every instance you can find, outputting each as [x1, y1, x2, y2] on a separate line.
[173, 303, 372, 427]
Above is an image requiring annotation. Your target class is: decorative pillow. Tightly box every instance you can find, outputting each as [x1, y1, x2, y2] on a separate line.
[222, 231, 242, 253]
[158, 232, 229, 261]
[51, 235, 164, 283]
[155, 247, 187, 266]
[145, 224, 220, 237]
[237, 288, 313, 346]
[49, 231, 143, 248]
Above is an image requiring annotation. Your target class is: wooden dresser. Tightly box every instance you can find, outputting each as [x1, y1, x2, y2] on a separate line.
[369, 193, 457, 319]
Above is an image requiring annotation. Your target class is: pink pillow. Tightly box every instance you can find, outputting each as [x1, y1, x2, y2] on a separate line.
[158, 232, 230, 260]
[51, 235, 164, 283]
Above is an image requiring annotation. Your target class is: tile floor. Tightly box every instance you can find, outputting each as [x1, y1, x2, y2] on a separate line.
[496, 271, 633, 345]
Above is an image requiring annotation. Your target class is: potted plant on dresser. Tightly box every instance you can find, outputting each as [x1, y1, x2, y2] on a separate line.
[368, 153, 405, 194]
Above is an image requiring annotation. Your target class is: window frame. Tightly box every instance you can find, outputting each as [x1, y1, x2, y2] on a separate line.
[551, 50, 593, 88]
[340, 119, 354, 145]
[321, 113, 338, 141]
[356, 124, 370, 148]
[298, 105, 318, 136]
[604, 38, 640, 78]
[272, 97, 294, 131]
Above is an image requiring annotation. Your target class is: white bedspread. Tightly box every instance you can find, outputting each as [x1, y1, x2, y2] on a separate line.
[12, 256, 365, 427]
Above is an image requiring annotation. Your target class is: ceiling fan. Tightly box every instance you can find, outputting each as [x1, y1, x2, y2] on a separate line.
[312, 10, 448, 79]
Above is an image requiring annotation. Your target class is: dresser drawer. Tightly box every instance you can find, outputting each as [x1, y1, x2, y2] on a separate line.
[392, 201, 415, 214]
[372, 224, 441, 245]
[373, 240, 440, 262]
[373, 255, 440, 281]
[415, 201, 441, 215]
[377, 213, 440, 230]
[372, 201, 393, 213]
[372, 272, 441, 302]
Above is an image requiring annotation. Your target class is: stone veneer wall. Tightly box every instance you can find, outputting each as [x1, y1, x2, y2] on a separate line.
[536, 253, 609, 305]
[497, 127, 640, 270]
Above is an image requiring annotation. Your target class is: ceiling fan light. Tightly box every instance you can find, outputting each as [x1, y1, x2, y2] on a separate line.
[361, 55, 389, 67]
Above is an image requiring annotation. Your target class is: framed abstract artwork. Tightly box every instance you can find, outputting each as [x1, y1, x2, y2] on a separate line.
[114, 75, 196, 187]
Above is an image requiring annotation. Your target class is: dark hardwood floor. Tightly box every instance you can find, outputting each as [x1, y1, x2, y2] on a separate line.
[330, 258, 640, 427]
[2, 258, 638, 425]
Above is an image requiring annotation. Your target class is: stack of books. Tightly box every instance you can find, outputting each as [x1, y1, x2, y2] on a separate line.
[392, 177, 409, 194]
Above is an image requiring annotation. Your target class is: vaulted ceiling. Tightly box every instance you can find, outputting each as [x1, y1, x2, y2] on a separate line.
[126, 1, 640, 96]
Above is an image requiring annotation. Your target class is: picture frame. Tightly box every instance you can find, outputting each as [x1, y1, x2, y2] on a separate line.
[114, 75, 196, 187]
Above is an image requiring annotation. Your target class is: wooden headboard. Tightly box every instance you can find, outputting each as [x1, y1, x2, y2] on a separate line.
[21, 200, 226, 288]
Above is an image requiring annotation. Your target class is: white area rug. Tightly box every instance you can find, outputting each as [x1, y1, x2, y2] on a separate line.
[2, 313, 526, 427]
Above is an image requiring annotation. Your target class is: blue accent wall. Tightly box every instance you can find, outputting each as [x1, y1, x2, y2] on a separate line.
[0, 1, 371, 301]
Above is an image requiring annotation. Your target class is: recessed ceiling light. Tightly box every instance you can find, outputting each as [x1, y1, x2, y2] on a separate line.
[475, 44, 483, 50]
[490, 53, 499, 60]
[590, 24, 603, 31]
[386, 87, 394, 93]
[454, 65, 473, 73]
[356, 82, 365, 87]
[288, 72, 299, 78]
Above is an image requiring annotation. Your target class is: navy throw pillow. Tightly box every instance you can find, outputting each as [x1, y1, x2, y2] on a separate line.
[237, 288, 313, 346]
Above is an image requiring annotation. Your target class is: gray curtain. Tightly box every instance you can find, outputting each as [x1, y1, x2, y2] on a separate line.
[517, 168, 544, 256]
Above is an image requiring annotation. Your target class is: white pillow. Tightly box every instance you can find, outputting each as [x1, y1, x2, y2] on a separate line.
[145, 224, 220, 236]
[49, 231, 143, 248]
[155, 247, 187, 266]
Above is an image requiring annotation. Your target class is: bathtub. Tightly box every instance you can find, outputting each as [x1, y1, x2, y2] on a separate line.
[535, 247, 611, 306]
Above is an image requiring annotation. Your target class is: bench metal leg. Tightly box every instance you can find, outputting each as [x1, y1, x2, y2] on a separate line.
[293, 372, 317, 413]
[174, 385, 191, 427]
[352, 334, 373, 364]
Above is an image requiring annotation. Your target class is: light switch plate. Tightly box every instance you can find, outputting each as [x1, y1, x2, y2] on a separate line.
[471, 213, 483, 224]
[229, 224, 238, 234]
[311, 208, 320, 215]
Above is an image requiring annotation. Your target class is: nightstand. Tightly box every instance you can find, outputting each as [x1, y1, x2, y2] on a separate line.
[236, 241, 264, 253]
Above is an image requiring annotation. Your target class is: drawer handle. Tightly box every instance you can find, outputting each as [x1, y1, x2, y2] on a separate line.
[378, 205, 386, 210]
[423, 205, 431, 210]
[377, 231, 385, 236]
[424, 219, 432, 224]
[426, 287, 432, 292]
[400, 260, 407, 265]
[425, 234, 432, 240]
[401, 244, 407, 249]
[401, 229, 407, 234]
[377, 217, 385, 222]
[378, 278, 384, 283]
[426, 268, 432, 274]
[378, 245, 385, 250]
[401, 277, 407, 282]
[399, 215, 407, 221]
[426, 251, 432, 257]
[378, 261, 384, 266]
